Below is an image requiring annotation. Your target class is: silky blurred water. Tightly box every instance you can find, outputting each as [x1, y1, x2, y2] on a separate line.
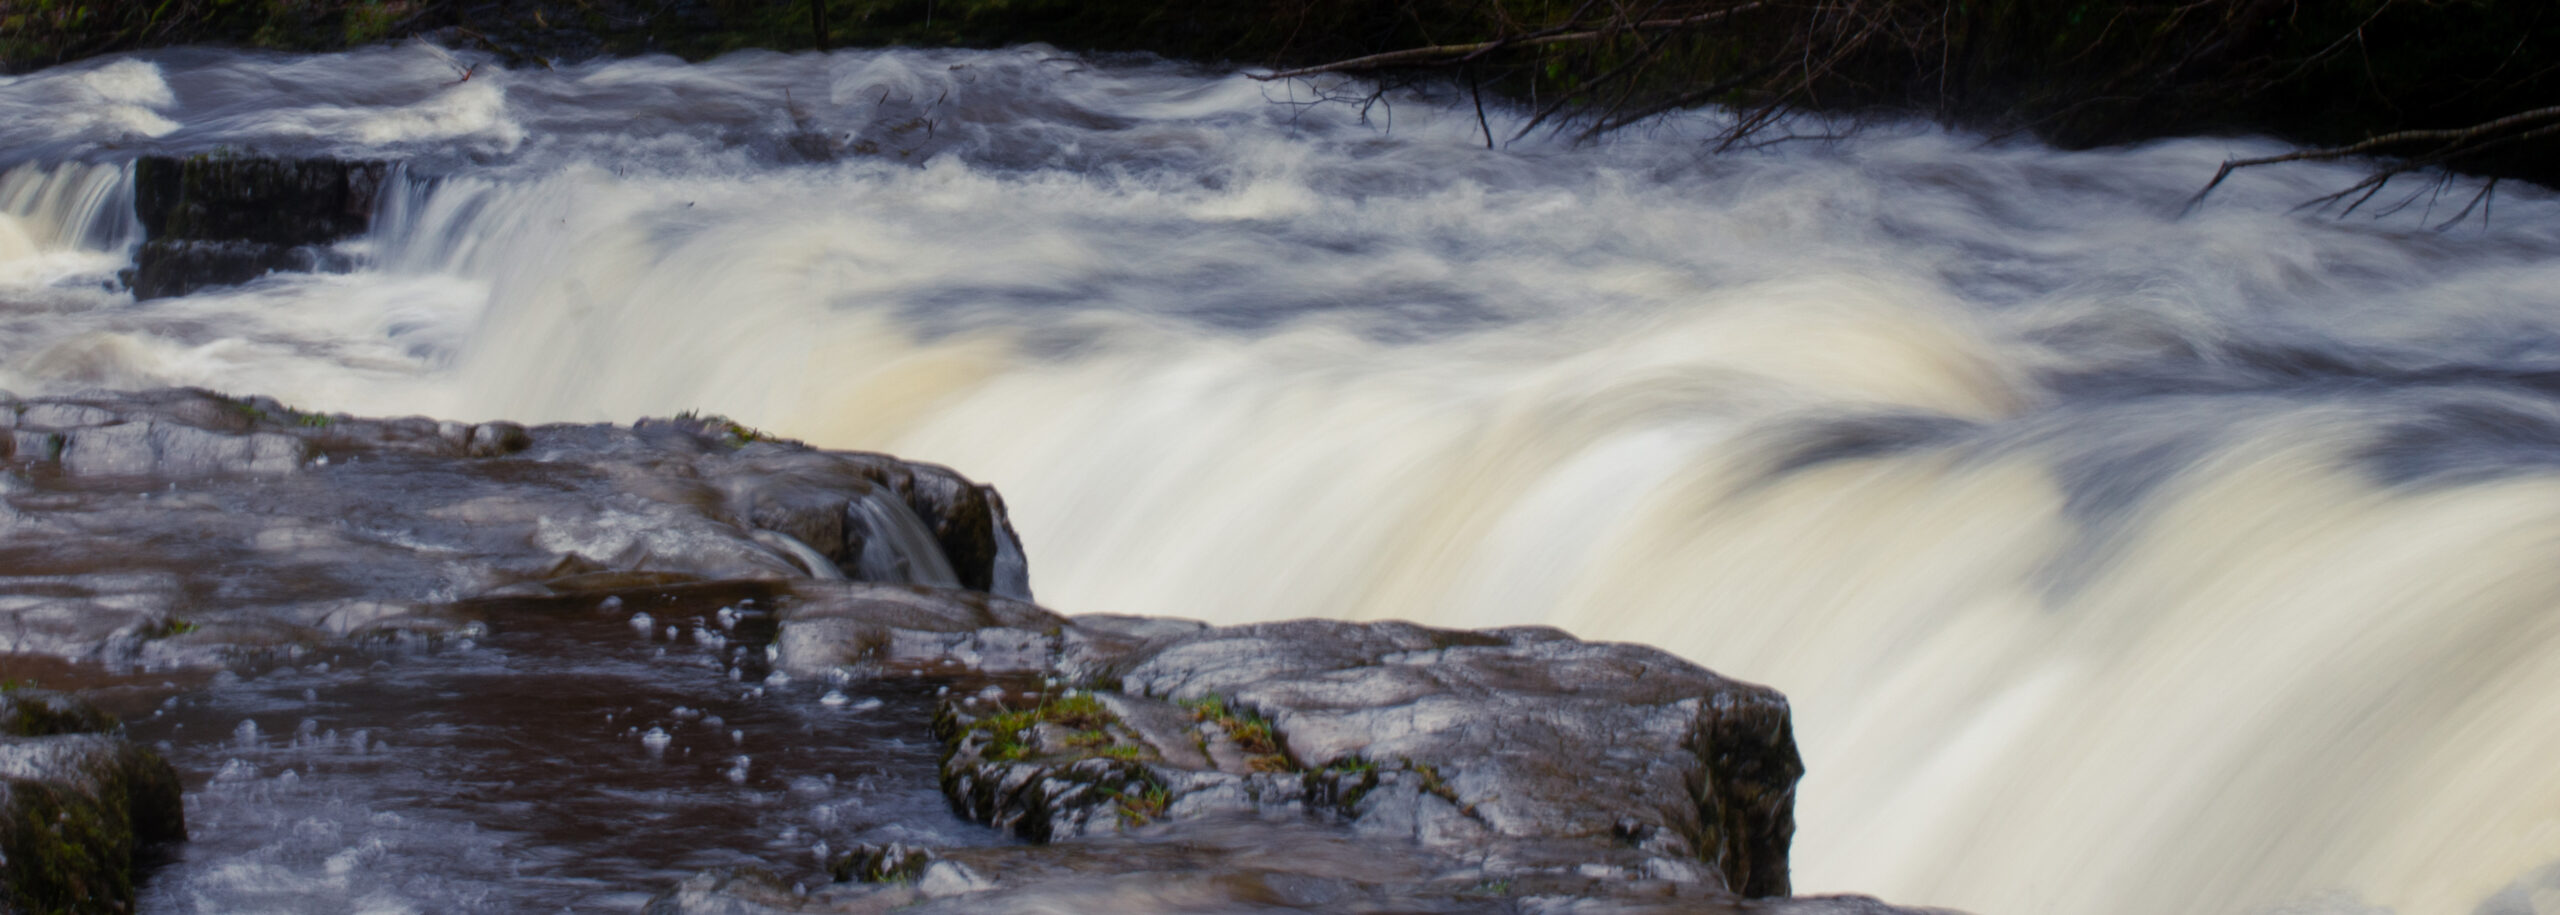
[5, 41, 2560, 915]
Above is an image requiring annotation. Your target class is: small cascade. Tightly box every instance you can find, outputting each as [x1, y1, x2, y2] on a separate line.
[0, 160, 136, 272]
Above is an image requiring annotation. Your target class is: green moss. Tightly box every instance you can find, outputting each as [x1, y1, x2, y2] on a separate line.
[2, 780, 127, 914]
[672, 410, 776, 448]
[341, 0, 410, 45]
[1181, 693, 1291, 771]
[970, 691, 1118, 763]
[1112, 782, 1169, 826]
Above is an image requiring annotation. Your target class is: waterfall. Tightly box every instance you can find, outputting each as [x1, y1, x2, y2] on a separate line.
[6, 43, 2560, 915]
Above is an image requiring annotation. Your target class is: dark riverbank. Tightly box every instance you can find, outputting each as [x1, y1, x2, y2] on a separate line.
[6, 1, 2557, 184]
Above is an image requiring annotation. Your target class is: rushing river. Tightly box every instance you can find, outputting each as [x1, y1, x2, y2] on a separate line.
[4, 41, 2560, 915]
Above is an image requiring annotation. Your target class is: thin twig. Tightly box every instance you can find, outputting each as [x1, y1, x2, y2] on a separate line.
[1253, 2, 1770, 79]
[2187, 105, 2560, 209]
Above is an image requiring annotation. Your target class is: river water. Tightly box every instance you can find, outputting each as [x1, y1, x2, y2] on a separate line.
[3, 42, 2559, 915]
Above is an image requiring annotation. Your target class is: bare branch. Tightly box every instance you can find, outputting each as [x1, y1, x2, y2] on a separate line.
[2186, 105, 2560, 210]
[1253, 2, 1771, 80]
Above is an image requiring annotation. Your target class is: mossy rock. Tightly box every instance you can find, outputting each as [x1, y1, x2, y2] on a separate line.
[0, 691, 117, 740]
[133, 156, 386, 247]
[0, 693, 185, 914]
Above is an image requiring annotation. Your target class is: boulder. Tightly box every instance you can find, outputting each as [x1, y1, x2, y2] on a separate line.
[0, 689, 185, 913]
[124, 155, 387, 299]
[918, 618, 1801, 899]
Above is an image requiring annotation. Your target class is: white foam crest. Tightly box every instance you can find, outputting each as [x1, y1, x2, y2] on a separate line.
[0, 59, 180, 150]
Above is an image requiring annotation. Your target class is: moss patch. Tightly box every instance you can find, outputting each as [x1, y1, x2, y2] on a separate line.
[1181, 694, 1290, 772]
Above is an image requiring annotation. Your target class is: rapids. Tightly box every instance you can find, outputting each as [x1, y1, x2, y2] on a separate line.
[5, 41, 2560, 915]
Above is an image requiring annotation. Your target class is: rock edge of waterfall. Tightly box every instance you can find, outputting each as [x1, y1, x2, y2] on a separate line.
[0, 388, 1948, 914]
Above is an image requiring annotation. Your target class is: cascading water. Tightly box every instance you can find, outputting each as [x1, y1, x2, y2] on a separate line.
[5, 41, 2560, 915]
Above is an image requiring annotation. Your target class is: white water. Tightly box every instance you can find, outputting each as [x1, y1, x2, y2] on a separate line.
[9, 42, 2560, 915]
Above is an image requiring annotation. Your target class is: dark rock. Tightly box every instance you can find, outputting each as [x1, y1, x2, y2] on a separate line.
[123, 239, 355, 300]
[132, 156, 384, 246]
[125, 156, 387, 299]
[0, 689, 185, 913]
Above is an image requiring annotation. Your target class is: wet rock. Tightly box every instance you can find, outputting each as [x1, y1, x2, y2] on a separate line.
[775, 583, 1064, 676]
[0, 388, 1030, 664]
[125, 239, 356, 300]
[125, 155, 387, 299]
[0, 386, 1930, 913]
[58, 420, 313, 476]
[0, 689, 185, 914]
[665, 817, 1956, 915]
[907, 616, 1810, 908]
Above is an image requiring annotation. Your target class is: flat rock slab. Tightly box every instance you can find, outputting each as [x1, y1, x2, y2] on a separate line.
[0, 387, 1944, 914]
[0, 387, 1030, 667]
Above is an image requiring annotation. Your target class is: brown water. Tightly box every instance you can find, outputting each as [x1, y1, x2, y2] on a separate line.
[0, 584, 1007, 913]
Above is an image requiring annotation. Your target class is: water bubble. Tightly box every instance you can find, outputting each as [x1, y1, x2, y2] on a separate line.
[819, 690, 850, 706]
[731, 729, 744, 744]
[302, 688, 318, 702]
[724, 755, 751, 784]
[234, 719, 261, 746]
[716, 606, 740, 629]
[641, 727, 672, 750]
[629, 611, 654, 635]
[851, 697, 883, 712]
[764, 671, 791, 687]
[665, 625, 679, 639]
[601, 596, 624, 610]
[214, 758, 258, 782]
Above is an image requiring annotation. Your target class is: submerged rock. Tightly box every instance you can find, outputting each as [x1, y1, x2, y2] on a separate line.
[0, 689, 185, 913]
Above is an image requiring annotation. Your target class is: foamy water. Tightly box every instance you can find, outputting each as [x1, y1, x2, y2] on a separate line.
[7, 41, 2560, 915]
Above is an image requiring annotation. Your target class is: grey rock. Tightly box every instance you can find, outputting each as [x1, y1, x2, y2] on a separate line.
[925, 617, 1803, 900]
[914, 860, 994, 898]
[59, 420, 311, 476]
[774, 581, 1063, 677]
[16, 403, 116, 428]
[0, 388, 1031, 663]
